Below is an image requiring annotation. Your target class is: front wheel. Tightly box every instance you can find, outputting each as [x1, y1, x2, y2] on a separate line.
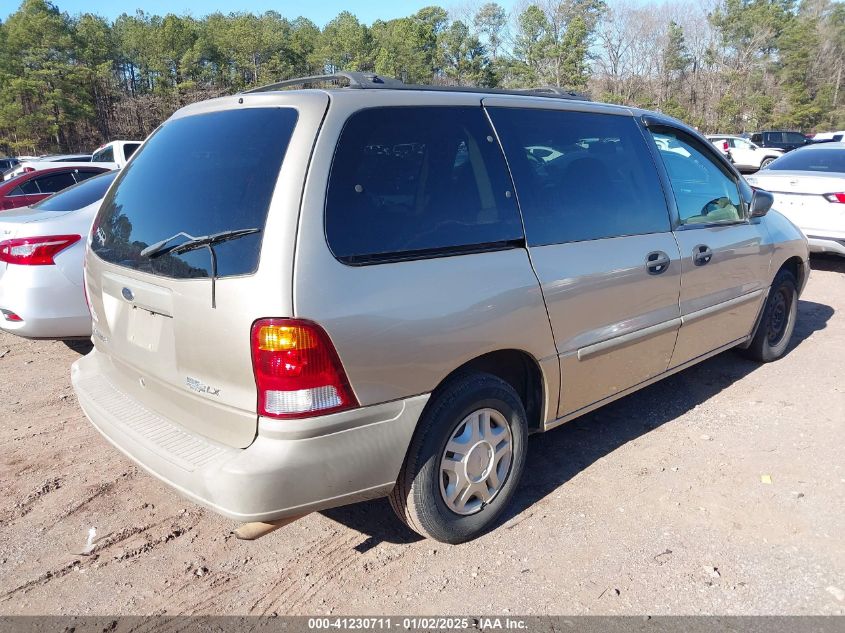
[759, 157, 776, 169]
[741, 269, 798, 362]
[389, 373, 528, 544]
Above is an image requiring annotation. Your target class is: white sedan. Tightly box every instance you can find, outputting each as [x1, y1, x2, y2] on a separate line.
[746, 142, 845, 256]
[0, 170, 117, 338]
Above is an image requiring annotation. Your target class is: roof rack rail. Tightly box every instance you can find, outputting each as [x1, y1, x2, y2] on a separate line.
[242, 72, 590, 102]
[520, 86, 589, 99]
[242, 72, 404, 93]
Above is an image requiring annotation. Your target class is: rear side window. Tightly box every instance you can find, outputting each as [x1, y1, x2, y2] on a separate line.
[783, 132, 807, 144]
[123, 143, 141, 159]
[10, 179, 39, 196]
[488, 108, 670, 246]
[34, 172, 77, 193]
[325, 106, 523, 263]
[34, 171, 117, 211]
[92, 107, 298, 279]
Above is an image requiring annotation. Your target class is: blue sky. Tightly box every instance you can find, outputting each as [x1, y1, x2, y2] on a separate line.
[2, 0, 510, 25]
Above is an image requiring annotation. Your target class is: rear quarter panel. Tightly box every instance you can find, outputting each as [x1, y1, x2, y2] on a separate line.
[293, 91, 560, 424]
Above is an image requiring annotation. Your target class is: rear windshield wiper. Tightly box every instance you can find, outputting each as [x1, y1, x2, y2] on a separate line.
[140, 228, 261, 308]
[140, 228, 261, 259]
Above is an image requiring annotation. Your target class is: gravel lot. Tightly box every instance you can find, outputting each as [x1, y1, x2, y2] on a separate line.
[0, 256, 843, 616]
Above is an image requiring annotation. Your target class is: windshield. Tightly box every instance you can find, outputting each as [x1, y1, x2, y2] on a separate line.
[32, 171, 117, 211]
[91, 107, 298, 279]
[765, 147, 845, 173]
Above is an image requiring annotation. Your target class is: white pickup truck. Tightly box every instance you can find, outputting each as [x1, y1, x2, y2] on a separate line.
[90, 140, 142, 167]
[4, 140, 142, 180]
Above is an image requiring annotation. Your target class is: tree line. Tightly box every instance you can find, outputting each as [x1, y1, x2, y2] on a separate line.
[0, 0, 843, 155]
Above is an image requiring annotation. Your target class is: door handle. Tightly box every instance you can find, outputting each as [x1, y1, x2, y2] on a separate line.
[693, 245, 713, 266]
[646, 251, 671, 275]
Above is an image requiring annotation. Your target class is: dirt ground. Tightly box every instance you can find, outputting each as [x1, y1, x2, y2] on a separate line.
[0, 256, 843, 616]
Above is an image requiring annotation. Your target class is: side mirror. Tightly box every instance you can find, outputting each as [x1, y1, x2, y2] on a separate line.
[750, 189, 774, 218]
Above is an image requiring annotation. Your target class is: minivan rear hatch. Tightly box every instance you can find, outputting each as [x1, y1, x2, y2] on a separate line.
[85, 93, 328, 448]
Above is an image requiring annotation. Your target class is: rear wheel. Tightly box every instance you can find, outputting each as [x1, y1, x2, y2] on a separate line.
[389, 373, 528, 544]
[741, 269, 798, 362]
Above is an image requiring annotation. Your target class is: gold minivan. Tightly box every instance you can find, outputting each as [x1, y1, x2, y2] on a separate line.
[73, 73, 809, 543]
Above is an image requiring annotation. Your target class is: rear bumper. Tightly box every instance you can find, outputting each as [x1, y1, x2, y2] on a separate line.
[807, 235, 845, 256]
[0, 265, 90, 338]
[72, 349, 428, 522]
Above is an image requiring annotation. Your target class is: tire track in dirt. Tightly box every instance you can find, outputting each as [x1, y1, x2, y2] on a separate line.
[161, 527, 364, 616]
[91, 509, 203, 566]
[0, 511, 200, 601]
[254, 533, 362, 615]
[275, 538, 365, 615]
[109, 525, 190, 564]
[56, 467, 139, 522]
[166, 516, 417, 617]
[5, 477, 62, 521]
[57, 482, 116, 520]
[158, 572, 238, 621]
[0, 523, 158, 600]
[0, 560, 79, 601]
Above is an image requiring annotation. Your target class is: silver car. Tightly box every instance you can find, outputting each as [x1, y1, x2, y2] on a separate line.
[0, 171, 118, 338]
[72, 73, 809, 544]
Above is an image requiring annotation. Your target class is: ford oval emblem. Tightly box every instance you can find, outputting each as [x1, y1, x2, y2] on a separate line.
[121, 287, 134, 302]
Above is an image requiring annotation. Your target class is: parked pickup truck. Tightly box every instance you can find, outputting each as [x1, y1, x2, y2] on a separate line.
[4, 140, 142, 180]
[90, 140, 143, 167]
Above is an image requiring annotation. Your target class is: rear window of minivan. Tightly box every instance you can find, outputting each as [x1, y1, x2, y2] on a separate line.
[91, 108, 297, 278]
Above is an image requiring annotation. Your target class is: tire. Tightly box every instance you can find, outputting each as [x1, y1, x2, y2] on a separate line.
[389, 373, 528, 544]
[759, 157, 776, 169]
[741, 269, 798, 362]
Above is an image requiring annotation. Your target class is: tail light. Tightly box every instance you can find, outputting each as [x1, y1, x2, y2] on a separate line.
[823, 192, 845, 203]
[22, 167, 35, 174]
[1, 309, 22, 322]
[722, 140, 729, 152]
[0, 234, 81, 265]
[251, 318, 358, 419]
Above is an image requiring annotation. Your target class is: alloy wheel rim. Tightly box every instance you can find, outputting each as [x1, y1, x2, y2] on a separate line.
[439, 408, 513, 516]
